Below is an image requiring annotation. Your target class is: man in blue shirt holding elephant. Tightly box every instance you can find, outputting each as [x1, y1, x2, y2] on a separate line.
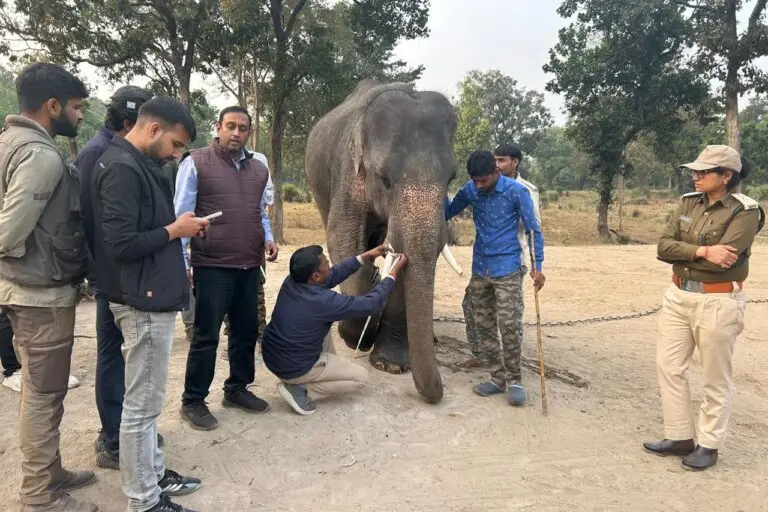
[446, 149, 545, 406]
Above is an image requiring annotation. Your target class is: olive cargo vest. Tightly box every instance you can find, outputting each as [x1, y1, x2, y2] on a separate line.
[0, 116, 87, 287]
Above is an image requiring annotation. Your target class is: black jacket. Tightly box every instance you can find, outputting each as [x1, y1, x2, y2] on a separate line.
[91, 136, 188, 312]
[73, 126, 115, 288]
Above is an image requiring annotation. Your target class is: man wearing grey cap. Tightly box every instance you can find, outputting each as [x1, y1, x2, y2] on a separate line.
[74, 85, 165, 471]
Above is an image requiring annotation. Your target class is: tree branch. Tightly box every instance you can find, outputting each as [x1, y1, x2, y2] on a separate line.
[270, 0, 285, 41]
[670, 0, 714, 11]
[738, 0, 768, 62]
[181, 0, 209, 75]
[285, 0, 308, 38]
[210, 63, 241, 99]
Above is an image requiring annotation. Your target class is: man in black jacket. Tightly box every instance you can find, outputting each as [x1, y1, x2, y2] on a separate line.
[92, 97, 206, 512]
[73, 84, 160, 470]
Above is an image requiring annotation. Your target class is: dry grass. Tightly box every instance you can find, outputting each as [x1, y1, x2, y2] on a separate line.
[281, 190, 768, 246]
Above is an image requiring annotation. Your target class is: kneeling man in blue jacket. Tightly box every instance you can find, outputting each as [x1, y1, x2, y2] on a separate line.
[263, 245, 407, 415]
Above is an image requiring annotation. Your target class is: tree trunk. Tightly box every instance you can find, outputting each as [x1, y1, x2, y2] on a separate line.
[251, 78, 261, 151]
[597, 197, 610, 242]
[270, 104, 287, 244]
[724, 69, 740, 152]
[179, 71, 192, 107]
[616, 174, 625, 231]
[724, 1, 740, 153]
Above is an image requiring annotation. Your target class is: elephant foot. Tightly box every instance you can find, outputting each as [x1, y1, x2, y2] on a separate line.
[370, 342, 410, 374]
[369, 321, 409, 374]
[339, 318, 377, 352]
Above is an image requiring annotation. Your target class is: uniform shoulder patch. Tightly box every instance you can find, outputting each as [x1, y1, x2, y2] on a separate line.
[681, 191, 703, 198]
[731, 193, 759, 210]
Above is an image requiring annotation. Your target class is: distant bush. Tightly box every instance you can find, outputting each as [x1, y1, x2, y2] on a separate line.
[632, 209, 642, 218]
[746, 184, 768, 201]
[282, 183, 311, 203]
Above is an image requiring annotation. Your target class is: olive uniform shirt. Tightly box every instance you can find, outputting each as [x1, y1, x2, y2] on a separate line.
[657, 192, 764, 283]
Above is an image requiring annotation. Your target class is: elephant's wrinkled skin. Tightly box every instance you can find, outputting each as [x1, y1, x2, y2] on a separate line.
[304, 79, 458, 403]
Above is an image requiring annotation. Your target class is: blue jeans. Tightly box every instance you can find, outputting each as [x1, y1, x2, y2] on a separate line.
[95, 293, 125, 452]
[110, 304, 175, 512]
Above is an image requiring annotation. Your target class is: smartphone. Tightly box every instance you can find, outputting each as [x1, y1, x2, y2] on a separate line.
[201, 211, 222, 221]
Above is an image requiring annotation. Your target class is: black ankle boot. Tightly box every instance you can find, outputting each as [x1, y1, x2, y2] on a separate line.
[642, 438, 695, 457]
[682, 446, 718, 471]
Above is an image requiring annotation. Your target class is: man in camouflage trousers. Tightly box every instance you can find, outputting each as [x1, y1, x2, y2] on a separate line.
[461, 143, 545, 368]
[446, 149, 545, 406]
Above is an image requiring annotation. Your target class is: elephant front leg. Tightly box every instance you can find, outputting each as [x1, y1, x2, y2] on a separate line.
[326, 209, 381, 352]
[369, 281, 410, 374]
[337, 264, 383, 352]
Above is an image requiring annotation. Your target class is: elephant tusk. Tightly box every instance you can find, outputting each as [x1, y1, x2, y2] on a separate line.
[441, 244, 463, 276]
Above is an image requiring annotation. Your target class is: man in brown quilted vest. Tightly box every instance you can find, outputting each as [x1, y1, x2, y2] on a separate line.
[176, 106, 278, 430]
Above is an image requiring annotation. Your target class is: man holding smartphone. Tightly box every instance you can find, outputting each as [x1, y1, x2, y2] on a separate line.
[92, 97, 205, 512]
[175, 106, 276, 431]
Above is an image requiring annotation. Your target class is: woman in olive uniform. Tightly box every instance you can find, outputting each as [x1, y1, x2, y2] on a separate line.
[644, 145, 764, 471]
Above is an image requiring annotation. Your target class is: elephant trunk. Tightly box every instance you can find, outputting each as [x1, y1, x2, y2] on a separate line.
[390, 184, 444, 403]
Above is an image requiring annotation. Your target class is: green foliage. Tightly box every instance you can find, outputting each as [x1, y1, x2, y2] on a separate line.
[282, 183, 311, 203]
[0, 0, 225, 105]
[529, 126, 592, 190]
[685, 2, 768, 97]
[186, 90, 216, 149]
[746, 184, 768, 201]
[740, 95, 768, 185]
[218, 0, 431, 242]
[452, 69, 552, 185]
[453, 77, 492, 184]
[0, 65, 108, 158]
[544, 0, 709, 238]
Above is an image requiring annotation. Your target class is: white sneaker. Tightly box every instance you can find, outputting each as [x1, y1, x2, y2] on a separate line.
[67, 375, 80, 389]
[2, 370, 21, 392]
[2, 371, 79, 392]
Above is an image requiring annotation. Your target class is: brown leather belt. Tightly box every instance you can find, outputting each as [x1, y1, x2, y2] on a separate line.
[673, 275, 743, 294]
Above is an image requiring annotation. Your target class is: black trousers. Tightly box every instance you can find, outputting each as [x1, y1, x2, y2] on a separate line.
[94, 293, 125, 452]
[182, 266, 261, 404]
[0, 310, 21, 377]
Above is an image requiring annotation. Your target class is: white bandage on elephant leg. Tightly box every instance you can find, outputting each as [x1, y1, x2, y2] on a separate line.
[441, 244, 463, 275]
[381, 251, 395, 276]
[355, 253, 400, 358]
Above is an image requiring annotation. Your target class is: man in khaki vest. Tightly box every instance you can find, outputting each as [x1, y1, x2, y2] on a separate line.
[0, 63, 97, 512]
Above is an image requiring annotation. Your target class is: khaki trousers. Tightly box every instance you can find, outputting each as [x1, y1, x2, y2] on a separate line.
[282, 332, 368, 400]
[656, 284, 745, 449]
[5, 305, 76, 505]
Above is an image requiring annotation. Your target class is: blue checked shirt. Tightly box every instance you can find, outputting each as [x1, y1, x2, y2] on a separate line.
[445, 175, 544, 278]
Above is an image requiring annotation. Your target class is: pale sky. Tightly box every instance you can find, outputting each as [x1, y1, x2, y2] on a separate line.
[6, 0, 765, 128]
[391, 0, 568, 123]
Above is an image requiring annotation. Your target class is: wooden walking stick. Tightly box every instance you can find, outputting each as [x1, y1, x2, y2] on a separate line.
[529, 233, 548, 416]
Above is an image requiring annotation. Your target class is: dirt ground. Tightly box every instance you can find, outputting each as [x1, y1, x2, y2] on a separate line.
[1, 245, 767, 511]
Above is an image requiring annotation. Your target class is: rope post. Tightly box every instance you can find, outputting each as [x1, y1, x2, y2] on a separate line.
[530, 233, 548, 416]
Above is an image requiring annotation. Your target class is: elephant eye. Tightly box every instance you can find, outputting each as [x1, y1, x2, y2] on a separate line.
[381, 175, 392, 189]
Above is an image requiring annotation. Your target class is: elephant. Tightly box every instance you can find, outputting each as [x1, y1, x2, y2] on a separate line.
[304, 79, 462, 404]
